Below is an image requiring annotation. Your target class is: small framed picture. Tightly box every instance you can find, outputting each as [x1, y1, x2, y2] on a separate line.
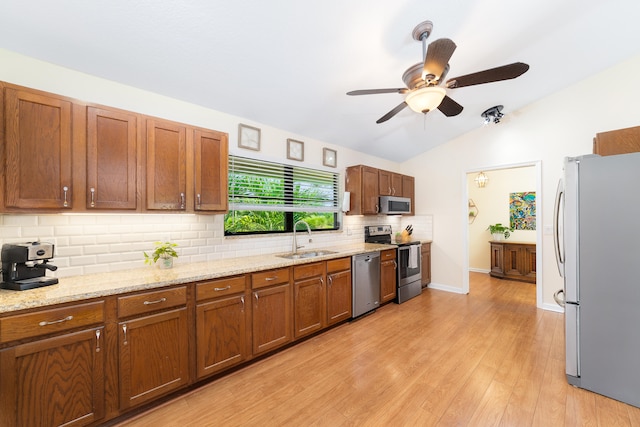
[323, 148, 337, 168]
[287, 139, 304, 161]
[238, 124, 261, 151]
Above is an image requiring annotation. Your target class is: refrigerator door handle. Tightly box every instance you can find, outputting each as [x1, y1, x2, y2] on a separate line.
[553, 289, 565, 307]
[553, 179, 565, 277]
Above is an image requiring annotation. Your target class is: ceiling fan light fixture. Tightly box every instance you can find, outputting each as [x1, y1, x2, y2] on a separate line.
[405, 86, 446, 113]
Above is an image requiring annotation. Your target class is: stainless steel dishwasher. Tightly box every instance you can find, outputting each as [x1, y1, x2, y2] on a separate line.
[352, 252, 380, 318]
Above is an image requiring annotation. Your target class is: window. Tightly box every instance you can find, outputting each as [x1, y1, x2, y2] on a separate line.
[225, 156, 339, 235]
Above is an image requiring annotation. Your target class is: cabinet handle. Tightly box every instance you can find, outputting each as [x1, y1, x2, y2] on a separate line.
[265, 276, 278, 281]
[90, 187, 95, 208]
[123, 324, 128, 345]
[240, 296, 245, 311]
[196, 193, 201, 209]
[143, 297, 167, 305]
[180, 192, 185, 209]
[254, 292, 259, 306]
[39, 315, 73, 326]
[95, 329, 101, 352]
[375, 204, 379, 213]
[214, 286, 231, 291]
[393, 260, 398, 269]
[388, 187, 392, 195]
[62, 186, 69, 207]
[328, 276, 333, 286]
[320, 277, 324, 286]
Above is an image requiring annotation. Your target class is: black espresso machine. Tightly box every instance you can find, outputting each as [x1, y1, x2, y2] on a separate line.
[1, 242, 59, 290]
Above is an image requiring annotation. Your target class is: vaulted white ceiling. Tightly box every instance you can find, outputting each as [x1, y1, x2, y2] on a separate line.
[2, 0, 640, 162]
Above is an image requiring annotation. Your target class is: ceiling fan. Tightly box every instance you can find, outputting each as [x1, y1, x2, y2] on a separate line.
[347, 20, 530, 124]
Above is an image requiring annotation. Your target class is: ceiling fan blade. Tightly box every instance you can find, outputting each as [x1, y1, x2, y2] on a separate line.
[347, 88, 408, 96]
[437, 96, 464, 117]
[446, 62, 529, 89]
[423, 38, 456, 81]
[376, 102, 408, 124]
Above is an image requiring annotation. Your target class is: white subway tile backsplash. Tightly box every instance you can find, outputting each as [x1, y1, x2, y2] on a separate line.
[70, 255, 97, 267]
[0, 213, 433, 277]
[3, 215, 38, 226]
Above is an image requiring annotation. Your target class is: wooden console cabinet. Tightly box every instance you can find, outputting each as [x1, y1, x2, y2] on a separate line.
[489, 241, 536, 283]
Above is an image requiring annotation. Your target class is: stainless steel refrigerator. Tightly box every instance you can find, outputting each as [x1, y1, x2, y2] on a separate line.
[554, 153, 640, 407]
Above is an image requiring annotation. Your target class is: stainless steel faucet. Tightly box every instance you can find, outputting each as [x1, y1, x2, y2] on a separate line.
[292, 220, 312, 254]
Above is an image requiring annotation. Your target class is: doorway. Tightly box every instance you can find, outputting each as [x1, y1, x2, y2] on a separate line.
[463, 161, 542, 308]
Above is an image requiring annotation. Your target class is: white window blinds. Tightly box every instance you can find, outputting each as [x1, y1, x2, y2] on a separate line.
[228, 156, 339, 213]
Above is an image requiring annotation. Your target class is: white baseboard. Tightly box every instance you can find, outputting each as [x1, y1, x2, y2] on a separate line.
[541, 302, 564, 313]
[469, 268, 490, 274]
[426, 282, 468, 294]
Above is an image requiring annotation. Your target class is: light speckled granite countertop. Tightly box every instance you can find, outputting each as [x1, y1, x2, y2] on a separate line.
[0, 243, 396, 314]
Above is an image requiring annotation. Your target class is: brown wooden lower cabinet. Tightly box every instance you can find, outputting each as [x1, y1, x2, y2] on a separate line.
[0, 327, 105, 427]
[118, 307, 189, 410]
[293, 262, 326, 339]
[326, 257, 352, 324]
[195, 276, 250, 379]
[489, 241, 536, 283]
[421, 242, 431, 286]
[380, 249, 397, 303]
[0, 257, 360, 426]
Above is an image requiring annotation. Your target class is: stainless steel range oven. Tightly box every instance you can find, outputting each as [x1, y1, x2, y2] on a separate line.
[364, 225, 422, 303]
[396, 242, 422, 302]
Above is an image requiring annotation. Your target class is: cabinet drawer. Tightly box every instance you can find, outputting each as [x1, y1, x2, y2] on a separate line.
[118, 286, 187, 318]
[252, 268, 290, 289]
[293, 262, 324, 281]
[381, 249, 396, 261]
[196, 276, 247, 301]
[326, 257, 351, 273]
[0, 301, 105, 344]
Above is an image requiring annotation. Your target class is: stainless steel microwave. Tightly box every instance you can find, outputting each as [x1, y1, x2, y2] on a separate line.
[379, 196, 411, 214]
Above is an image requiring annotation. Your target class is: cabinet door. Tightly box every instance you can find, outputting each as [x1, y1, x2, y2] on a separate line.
[522, 245, 537, 280]
[252, 283, 291, 355]
[380, 259, 397, 303]
[503, 245, 522, 278]
[401, 175, 415, 215]
[490, 243, 504, 276]
[118, 308, 188, 409]
[294, 276, 325, 339]
[4, 87, 73, 209]
[327, 270, 352, 324]
[196, 294, 248, 379]
[362, 166, 379, 214]
[378, 170, 392, 196]
[0, 327, 105, 427]
[421, 243, 431, 286]
[86, 107, 138, 210]
[193, 129, 228, 211]
[146, 119, 187, 210]
[391, 173, 403, 196]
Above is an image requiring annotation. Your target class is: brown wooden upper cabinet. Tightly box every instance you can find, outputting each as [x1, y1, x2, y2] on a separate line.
[3, 87, 73, 210]
[379, 169, 403, 197]
[145, 119, 188, 210]
[87, 106, 138, 210]
[346, 165, 415, 215]
[593, 125, 640, 156]
[193, 129, 228, 212]
[2, 82, 229, 214]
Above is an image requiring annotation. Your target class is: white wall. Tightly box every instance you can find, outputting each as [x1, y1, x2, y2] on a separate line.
[468, 167, 536, 271]
[402, 54, 640, 309]
[0, 49, 433, 277]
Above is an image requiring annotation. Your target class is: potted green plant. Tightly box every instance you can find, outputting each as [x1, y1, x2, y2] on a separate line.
[144, 241, 179, 269]
[487, 223, 514, 240]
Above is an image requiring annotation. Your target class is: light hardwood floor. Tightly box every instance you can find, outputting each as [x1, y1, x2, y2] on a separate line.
[115, 273, 640, 426]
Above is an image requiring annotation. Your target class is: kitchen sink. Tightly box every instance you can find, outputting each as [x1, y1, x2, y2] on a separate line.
[277, 250, 337, 260]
